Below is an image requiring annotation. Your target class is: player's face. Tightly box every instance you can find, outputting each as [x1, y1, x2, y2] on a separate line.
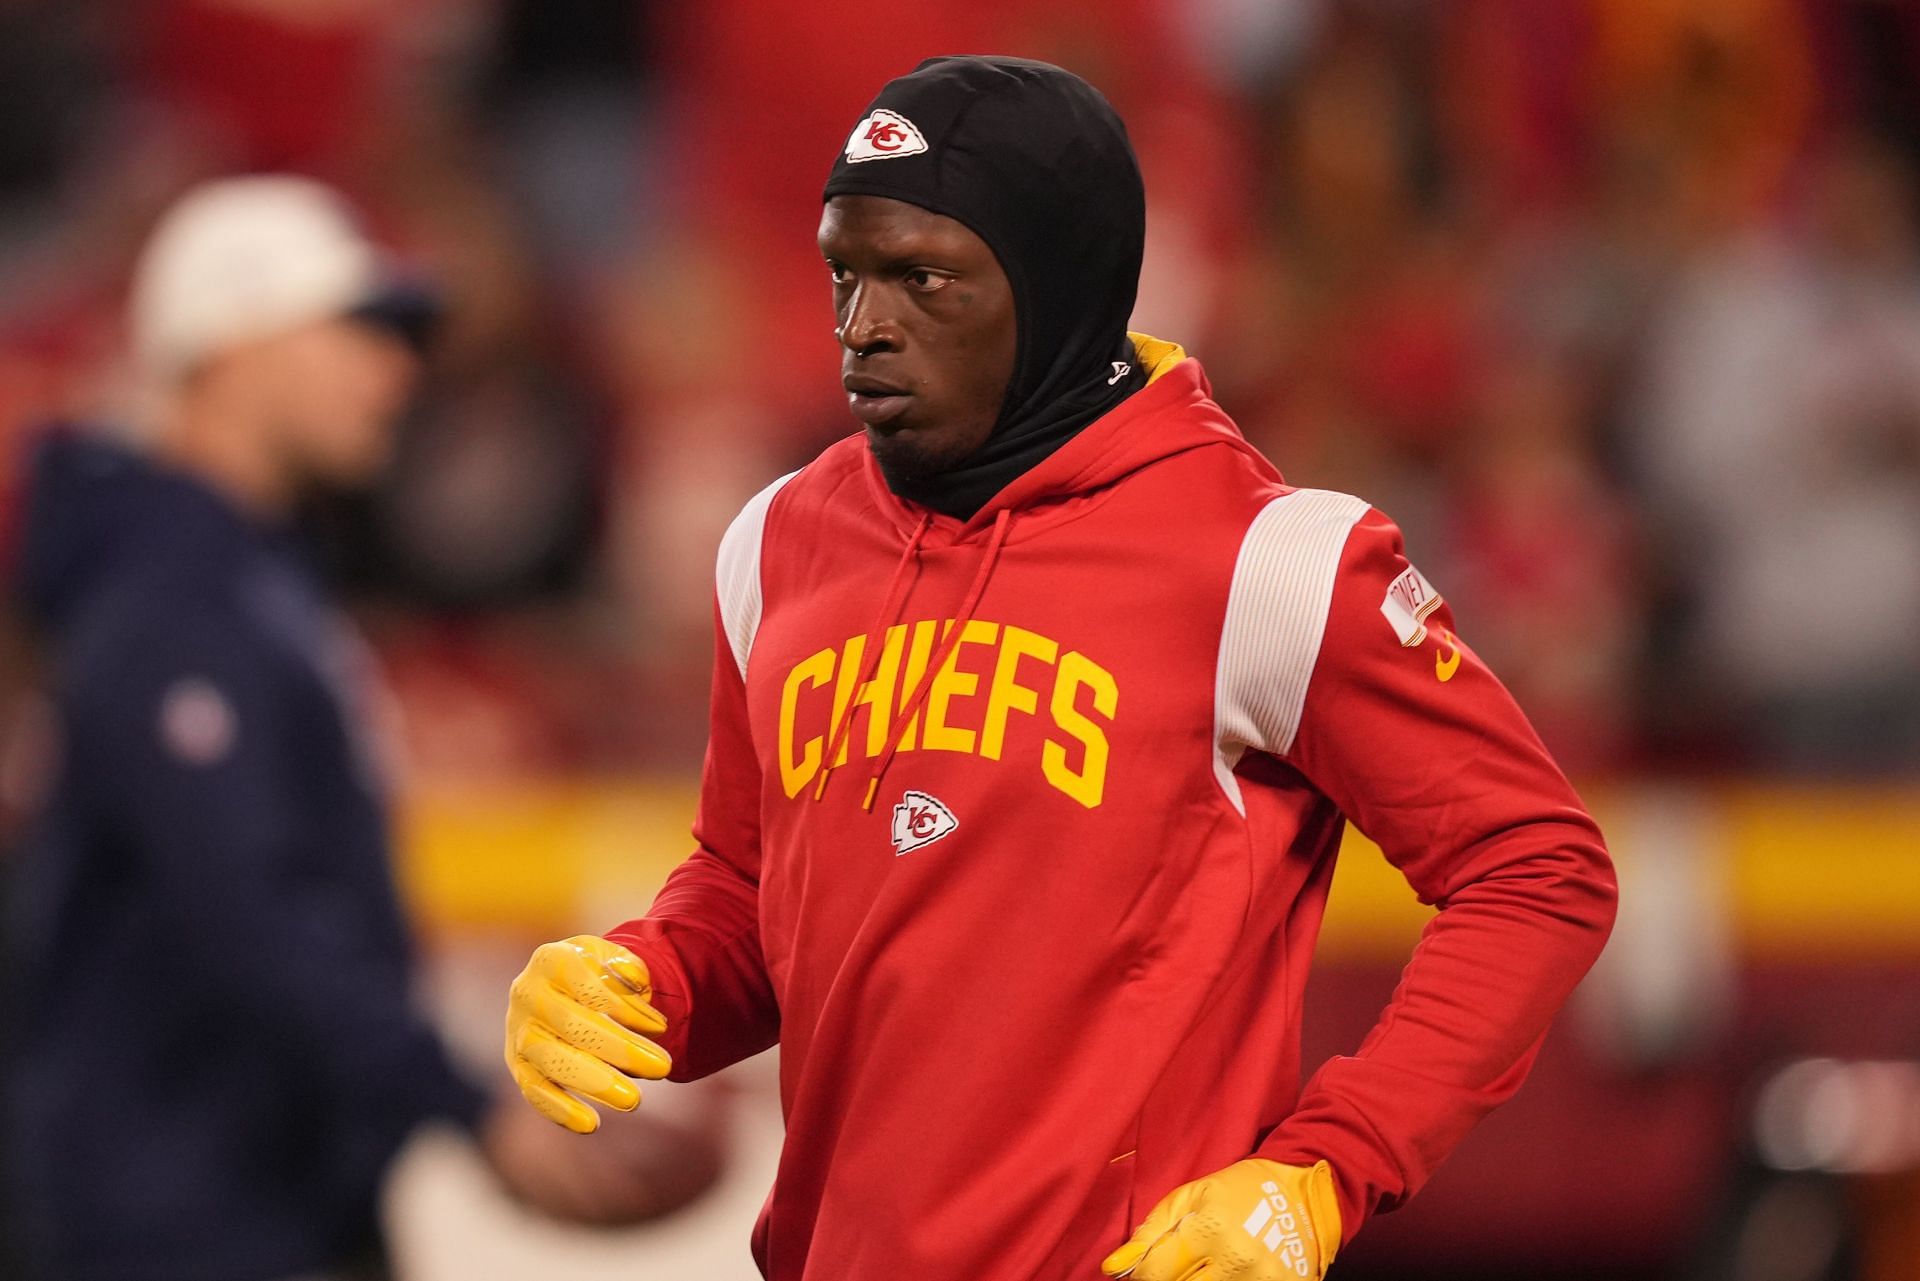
[255, 317, 420, 488]
[819, 195, 1016, 487]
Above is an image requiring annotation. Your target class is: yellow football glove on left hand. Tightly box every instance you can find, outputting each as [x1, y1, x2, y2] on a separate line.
[1102, 1158, 1341, 1281]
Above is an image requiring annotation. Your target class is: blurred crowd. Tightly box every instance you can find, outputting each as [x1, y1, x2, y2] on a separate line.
[2, 0, 1918, 783]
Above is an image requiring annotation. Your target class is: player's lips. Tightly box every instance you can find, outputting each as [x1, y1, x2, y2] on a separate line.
[844, 375, 913, 428]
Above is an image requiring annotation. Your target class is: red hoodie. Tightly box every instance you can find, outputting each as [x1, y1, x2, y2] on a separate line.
[608, 336, 1617, 1279]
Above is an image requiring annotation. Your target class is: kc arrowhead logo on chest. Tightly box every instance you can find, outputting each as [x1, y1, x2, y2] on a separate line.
[891, 790, 958, 856]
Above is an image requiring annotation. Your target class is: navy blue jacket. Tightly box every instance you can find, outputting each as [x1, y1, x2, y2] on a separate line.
[4, 433, 485, 1281]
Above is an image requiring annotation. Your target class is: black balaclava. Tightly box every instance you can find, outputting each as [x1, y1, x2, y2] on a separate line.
[823, 56, 1148, 520]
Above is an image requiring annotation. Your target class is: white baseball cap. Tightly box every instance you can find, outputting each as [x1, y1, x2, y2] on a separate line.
[128, 175, 438, 381]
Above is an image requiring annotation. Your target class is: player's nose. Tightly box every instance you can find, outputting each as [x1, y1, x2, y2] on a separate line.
[838, 283, 902, 357]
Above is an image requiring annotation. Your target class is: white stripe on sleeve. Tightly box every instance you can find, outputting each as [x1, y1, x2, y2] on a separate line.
[716, 471, 799, 680]
[1212, 489, 1370, 814]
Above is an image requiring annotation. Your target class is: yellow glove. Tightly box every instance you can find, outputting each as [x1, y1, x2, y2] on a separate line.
[1101, 1158, 1341, 1281]
[504, 935, 673, 1134]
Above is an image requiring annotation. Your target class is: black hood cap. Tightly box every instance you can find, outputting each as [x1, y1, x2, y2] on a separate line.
[824, 55, 1147, 519]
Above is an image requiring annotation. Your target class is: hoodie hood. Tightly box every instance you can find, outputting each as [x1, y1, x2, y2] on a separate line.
[14, 430, 263, 635]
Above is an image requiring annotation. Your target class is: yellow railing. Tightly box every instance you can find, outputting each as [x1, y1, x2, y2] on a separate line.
[397, 779, 1920, 959]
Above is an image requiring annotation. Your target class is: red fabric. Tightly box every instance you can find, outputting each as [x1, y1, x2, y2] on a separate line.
[1253, 509, 1619, 1232]
[608, 357, 1615, 1278]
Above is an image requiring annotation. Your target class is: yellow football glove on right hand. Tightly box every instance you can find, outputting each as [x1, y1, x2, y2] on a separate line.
[504, 935, 673, 1134]
[1101, 1157, 1341, 1281]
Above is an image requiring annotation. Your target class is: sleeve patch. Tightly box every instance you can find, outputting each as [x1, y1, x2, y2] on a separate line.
[1380, 565, 1444, 648]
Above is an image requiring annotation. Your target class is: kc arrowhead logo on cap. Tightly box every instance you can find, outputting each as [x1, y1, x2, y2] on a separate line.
[845, 109, 929, 163]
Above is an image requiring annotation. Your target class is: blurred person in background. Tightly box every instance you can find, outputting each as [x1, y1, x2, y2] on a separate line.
[1631, 130, 1920, 770]
[0, 175, 702, 1281]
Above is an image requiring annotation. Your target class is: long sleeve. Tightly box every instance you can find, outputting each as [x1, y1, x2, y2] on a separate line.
[70, 607, 485, 1136]
[605, 601, 782, 1080]
[1253, 508, 1618, 1240]
[602, 476, 795, 1079]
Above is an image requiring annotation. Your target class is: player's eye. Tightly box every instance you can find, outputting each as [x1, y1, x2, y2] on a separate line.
[826, 261, 851, 284]
[904, 268, 949, 290]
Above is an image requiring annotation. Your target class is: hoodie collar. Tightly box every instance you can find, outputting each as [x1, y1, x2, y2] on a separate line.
[860, 333, 1275, 541]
